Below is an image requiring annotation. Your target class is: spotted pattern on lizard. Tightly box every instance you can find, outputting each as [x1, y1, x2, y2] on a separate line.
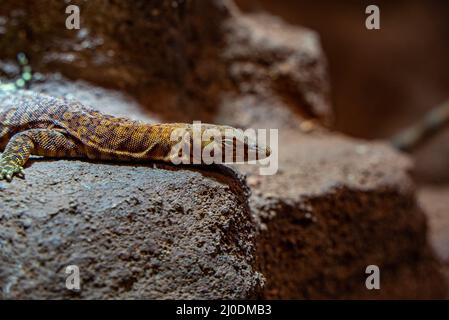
[0, 89, 270, 181]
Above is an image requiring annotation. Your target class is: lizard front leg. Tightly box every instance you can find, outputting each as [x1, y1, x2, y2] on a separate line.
[0, 129, 83, 181]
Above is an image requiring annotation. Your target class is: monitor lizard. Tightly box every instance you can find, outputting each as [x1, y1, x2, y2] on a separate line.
[0, 54, 270, 181]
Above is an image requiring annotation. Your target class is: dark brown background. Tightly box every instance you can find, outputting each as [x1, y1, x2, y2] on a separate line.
[237, 0, 449, 138]
[237, 0, 449, 184]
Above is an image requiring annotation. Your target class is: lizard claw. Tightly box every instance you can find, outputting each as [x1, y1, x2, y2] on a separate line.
[16, 168, 25, 179]
[0, 160, 25, 182]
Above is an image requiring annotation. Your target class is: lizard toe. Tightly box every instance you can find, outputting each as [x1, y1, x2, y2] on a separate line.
[0, 162, 25, 182]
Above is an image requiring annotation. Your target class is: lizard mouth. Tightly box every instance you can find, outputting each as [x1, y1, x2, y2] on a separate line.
[218, 134, 272, 162]
[248, 143, 271, 160]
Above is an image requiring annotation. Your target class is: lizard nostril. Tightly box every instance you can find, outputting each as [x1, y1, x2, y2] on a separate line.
[265, 146, 271, 157]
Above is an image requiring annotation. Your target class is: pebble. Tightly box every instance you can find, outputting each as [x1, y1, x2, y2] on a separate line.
[299, 120, 315, 133]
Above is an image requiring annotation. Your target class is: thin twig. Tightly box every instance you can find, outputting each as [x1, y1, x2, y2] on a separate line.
[391, 98, 449, 152]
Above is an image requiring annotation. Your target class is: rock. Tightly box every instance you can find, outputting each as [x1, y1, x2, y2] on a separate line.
[0, 0, 332, 124]
[0, 151, 261, 299]
[222, 12, 332, 123]
[0, 0, 233, 122]
[238, 131, 446, 298]
[420, 185, 449, 299]
[419, 186, 449, 272]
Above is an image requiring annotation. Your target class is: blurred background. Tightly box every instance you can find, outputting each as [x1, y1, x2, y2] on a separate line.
[236, 0, 449, 275]
[237, 0, 449, 183]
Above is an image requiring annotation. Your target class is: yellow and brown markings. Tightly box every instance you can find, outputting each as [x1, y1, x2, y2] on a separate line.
[0, 90, 194, 181]
[0, 90, 262, 182]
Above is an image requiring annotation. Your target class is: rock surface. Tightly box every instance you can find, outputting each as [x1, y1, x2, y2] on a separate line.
[419, 185, 449, 294]
[0, 0, 446, 299]
[240, 131, 446, 298]
[0, 161, 261, 299]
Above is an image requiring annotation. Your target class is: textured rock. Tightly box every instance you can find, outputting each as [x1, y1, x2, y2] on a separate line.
[240, 131, 446, 299]
[0, 0, 231, 122]
[0, 161, 261, 299]
[222, 12, 332, 123]
[0, 0, 332, 125]
[419, 185, 449, 292]
[420, 186, 449, 261]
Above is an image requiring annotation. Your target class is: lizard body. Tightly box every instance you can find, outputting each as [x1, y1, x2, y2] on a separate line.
[0, 89, 270, 181]
[0, 53, 271, 181]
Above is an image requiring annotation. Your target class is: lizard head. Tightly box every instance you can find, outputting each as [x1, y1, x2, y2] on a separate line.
[199, 124, 271, 163]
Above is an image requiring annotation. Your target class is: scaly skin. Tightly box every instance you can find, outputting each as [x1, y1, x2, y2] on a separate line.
[0, 90, 269, 181]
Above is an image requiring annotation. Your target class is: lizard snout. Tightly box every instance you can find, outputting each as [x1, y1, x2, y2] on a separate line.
[247, 142, 271, 160]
